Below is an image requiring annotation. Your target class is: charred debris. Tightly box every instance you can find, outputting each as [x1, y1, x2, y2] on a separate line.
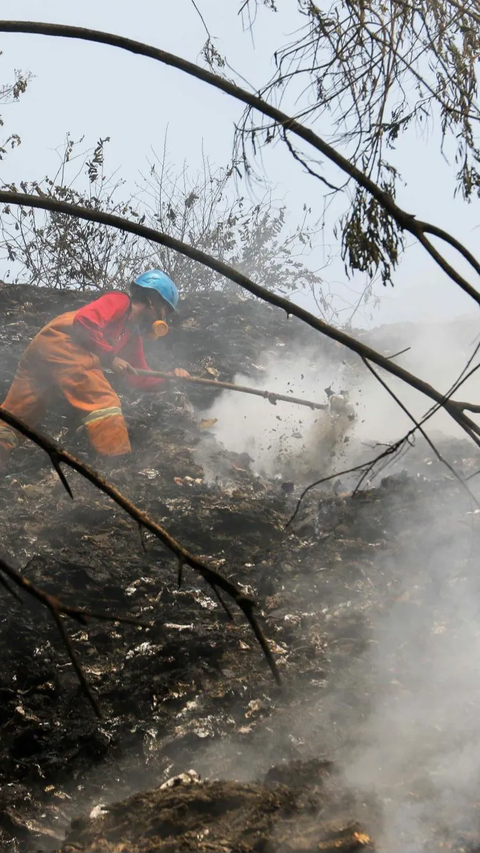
[0, 284, 479, 852]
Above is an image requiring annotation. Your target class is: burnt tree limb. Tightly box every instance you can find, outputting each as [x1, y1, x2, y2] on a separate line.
[0, 554, 149, 716]
[0, 407, 281, 687]
[0, 190, 479, 447]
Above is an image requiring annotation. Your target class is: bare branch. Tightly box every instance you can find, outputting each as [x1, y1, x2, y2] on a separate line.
[286, 440, 410, 528]
[288, 348, 480, 524]
[0, 21, 479, 299]
[0, 554, 149, 716]
[0, 189, 478, 448]
[0, 408, 281, 685]
[445, 0, 480, 26]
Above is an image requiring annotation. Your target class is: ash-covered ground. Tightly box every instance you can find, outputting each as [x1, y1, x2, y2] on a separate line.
[1, 284, 480, 853]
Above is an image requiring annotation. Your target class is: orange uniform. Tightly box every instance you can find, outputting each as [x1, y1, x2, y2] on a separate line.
[0, 292, 165, 460]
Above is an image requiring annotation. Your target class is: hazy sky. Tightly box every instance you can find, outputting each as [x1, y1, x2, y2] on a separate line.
[0, 1, 479, 327]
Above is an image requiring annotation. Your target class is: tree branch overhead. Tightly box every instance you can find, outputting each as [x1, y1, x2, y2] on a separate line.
[0, 20, 479, 300]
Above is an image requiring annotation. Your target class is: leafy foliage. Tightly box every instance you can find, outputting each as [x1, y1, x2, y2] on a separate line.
[339, 181, 404, 285]
[236, 0, 480, 285]
[0, 63, 30, 159]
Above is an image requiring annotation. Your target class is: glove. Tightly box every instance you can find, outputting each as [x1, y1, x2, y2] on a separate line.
[112, 357, 137, 376]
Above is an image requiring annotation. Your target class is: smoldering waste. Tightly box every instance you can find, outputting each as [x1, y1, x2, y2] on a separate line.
[0, 284, 480, 852]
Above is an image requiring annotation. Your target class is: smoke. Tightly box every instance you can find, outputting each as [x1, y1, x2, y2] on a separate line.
[186, 476, 480, 851]
[343, 485, 480, 851]
[194, 315, 480, 491]
[194, 347, 355, 484]
[350, 316, 480, 446]
[339, 313, 480, 850]
[190, 316, 480, 851]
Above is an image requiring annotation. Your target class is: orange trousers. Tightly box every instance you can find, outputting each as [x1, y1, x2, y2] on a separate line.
[0, 311, 131, 461]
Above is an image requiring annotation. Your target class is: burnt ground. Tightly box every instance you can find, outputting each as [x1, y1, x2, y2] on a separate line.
[1, 285, 480, 851]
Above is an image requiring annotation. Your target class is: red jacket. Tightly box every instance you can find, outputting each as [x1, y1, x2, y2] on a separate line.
[72, 292, 165, 391]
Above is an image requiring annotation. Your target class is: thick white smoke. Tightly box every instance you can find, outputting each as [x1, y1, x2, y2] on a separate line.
[195, 315, 480, 487]
[192, 315, 480, 851]
[344, 486, 480, 852]
[194, 348, 354, 484]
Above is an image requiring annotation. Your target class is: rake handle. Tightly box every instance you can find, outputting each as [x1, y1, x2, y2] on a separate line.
[133, 369, 329, 411]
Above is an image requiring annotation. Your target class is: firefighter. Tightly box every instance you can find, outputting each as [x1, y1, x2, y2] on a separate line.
[0, 269, 189, 466]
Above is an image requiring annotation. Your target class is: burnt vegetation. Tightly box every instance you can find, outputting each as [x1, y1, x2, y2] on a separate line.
[0, 3, 480, 851]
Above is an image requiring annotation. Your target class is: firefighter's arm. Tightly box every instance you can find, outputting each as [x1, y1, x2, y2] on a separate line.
[120, 336, 165, 390]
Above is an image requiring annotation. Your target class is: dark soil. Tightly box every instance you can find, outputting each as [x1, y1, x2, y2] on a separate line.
[0, 284, 479, 853]
[62, 767, 375, 853]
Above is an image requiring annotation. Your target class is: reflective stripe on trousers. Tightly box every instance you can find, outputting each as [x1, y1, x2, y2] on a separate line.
[0, 312, 133, 457]
[82, 406, 123, 427]
[83, 408, 131, 456]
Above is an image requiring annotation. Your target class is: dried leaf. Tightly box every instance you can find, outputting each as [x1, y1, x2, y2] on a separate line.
[160, 770, 201, 789]
[53, 790, 72, 801]
[353, 831, 371, 845]
[200, 418, 218, 430]
[245, 699, 263, 718]
[268, 639, 288, 655]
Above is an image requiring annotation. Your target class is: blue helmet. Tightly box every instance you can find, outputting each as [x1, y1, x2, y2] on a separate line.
[134, 269, 179, 311]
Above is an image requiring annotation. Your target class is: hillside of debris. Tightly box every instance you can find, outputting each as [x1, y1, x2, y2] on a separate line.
[1, 283, 480, 853]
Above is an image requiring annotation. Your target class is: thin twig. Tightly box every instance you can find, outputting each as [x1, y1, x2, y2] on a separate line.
[286, 440, 410, 527]
[282, 130, 342, 192]
[138, 522, 147, 554]
[0, 572, 23, 603]
[289, 352, 480, 523]
[50, 606, 101, 717]
[361, 358, 479, 505]
[211, 585, 234, 620]
[189, 0, 211, 38]
[385, 346, 411, 360]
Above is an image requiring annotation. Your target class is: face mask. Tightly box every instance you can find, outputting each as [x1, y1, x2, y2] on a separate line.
[149, 320, 169, 339]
